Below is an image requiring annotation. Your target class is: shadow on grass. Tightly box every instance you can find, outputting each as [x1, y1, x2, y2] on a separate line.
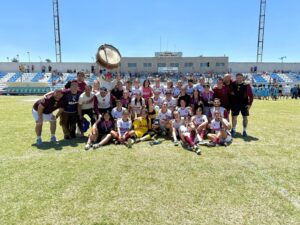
[32, 137, 87, 151]
[234, 132, 259, 142]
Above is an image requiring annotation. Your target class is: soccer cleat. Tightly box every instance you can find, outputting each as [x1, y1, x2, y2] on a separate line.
[174, 140, 179, 146]
[84, 144, 92, 151]
[243, 131, 248, 137]
[36, 138, 42, 146]
[50, 136, 57, 143]
[231, 129, 236, 137]
[206, 142, 216, 147]
[127, 138, 134, 148]
[93, 143, 101, 149]
[196, 147, 202, 155]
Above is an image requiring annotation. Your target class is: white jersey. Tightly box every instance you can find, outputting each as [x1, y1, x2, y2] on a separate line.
[111, 107, 126, 119]
[117, 118, 132, 136]
[176, 107, 192, 118]
[173, 87, 181, 97]
[98, 75, 117, 91]
[78, 92, 94, 110]
[152, 85, 165, 96]
[95, 92, 111, 109]
[192, 115, 207, 126]
[210, 107, 227, 119]
[153, 96, 164, 107]
[172, 119, 185, 130]
[186, 85, 195, 96]
[157, 109, 172, 121]
[211, 118, 230, 133]
[194, 84, 204, 93]
[131, 86, 142, 96]
[164, 97, 177, 110]
[130, 98, 145, 115]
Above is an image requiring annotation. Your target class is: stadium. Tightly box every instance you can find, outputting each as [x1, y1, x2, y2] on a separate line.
[0, 1, 300, 225]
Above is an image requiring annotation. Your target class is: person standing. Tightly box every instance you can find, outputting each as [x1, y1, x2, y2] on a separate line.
[32, 89, 64, 145]
[78, 85, 96, 131]
[60, 81, 81, 139]
[231, 73, 254, 137]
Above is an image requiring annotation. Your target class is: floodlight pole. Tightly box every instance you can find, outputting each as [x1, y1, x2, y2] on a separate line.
[52, 0, 62, 63]
[256, 0, 267, 63]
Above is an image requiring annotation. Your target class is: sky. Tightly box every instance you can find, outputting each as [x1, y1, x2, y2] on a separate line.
[0, 0, 299, 63]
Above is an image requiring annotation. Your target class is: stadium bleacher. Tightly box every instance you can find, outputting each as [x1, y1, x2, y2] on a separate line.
[0, 73, 16, 82]
[31, 72, 44, 82]
[270, 73, 285, 83]
[7, 72, 21, 82]
[252, 74, 268, 83]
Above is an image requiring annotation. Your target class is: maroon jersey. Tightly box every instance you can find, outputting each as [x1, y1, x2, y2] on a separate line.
[213, 85, 231, 107]
[33, 94, 65, 114]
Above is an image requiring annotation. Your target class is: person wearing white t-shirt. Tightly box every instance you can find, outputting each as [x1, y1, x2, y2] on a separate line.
[171, 111, 186, 146]
[153, 89, 164, 108]
[98, 72, 119, 91]
[191, 106, 208, 141]
[111, 110, 135, 148]
[111, 100, 126, 120]
[152, 78, 165, 97]
[164, 89, 177, 111]
[78, 85, 96, 130]
[152, 102, 172, 135]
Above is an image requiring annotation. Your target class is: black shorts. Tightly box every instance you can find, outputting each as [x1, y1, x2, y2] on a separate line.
[232, 104, 249, 116]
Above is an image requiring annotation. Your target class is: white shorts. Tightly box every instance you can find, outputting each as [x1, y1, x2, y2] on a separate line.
[179, 125, 187, 134]
[221, 135, 232, 143]
[32, 109, 55, 122]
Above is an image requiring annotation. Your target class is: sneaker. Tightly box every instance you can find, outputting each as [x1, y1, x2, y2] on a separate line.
[93, 143, 101, 149]
[174, 140, 179, 146]
[127, 138, 134, 148]
[113, 139, 119, 145]
[243, 131, 248, 137]
[206, 142, 216, 147]
[231, 129, 236, 137]
[84, 144, 92, 151]
[50, 136, 57, 143]
[196, 148, 202, 155]
[36, 138, 42, 146]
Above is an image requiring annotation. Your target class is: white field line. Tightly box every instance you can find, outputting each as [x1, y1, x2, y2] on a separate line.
[234, 151, 300, 210]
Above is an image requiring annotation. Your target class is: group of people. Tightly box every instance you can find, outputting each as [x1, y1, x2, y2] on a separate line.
[32, 71, 253, 155]
[252, 83, 295, 100]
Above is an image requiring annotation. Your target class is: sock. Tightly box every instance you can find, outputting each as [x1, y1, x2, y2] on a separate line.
[200, 130, 205, 139]
[213, 137, 220, 144]
[232, 127, 236, 131]
[125, 133, 131, 141]
[51, 134, 55, 138]
[184, 136, 194, 146]
[37, 136, 41, 139]
[141, 134, 151, 141]
[243, 127, 247, 132]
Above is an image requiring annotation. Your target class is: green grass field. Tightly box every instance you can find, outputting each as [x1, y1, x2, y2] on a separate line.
[0, 96, 299, 225]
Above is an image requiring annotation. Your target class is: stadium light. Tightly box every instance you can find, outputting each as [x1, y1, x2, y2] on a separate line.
[279, 56, 287, 73]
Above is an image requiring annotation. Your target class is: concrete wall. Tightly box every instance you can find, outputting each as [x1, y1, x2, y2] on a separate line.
[0, 56, 228, 74]
[229, 62, 300, 73]
[1, 61, 300, 74]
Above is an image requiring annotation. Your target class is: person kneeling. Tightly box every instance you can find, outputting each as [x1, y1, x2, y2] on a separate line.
[85, 111, 115, 150]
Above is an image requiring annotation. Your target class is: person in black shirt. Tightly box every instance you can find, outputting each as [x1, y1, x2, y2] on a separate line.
[60, 81, 81, 139]
[177, 86, 191, 107]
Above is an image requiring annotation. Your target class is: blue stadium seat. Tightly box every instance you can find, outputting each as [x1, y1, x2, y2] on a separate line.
[31, 72, 44, 82]
[7, 72, 21, 82]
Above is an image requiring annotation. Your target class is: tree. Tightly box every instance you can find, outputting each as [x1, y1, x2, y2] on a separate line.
[45, 59, 52, 63]
[11, 57, 19, 63]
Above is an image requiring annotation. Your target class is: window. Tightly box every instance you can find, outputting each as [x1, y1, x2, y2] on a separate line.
[184, 62, 193, 68]
[216, 62, 225, 67]
[143, 63, 152, 68]
[157, 63, 166, 67]
[200, 62, 210, 68]
[128, 63, 137, 68]
[170, 63, 179, 67]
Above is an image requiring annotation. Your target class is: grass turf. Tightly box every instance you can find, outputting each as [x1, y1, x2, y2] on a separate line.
[0, 96, 299, 225]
